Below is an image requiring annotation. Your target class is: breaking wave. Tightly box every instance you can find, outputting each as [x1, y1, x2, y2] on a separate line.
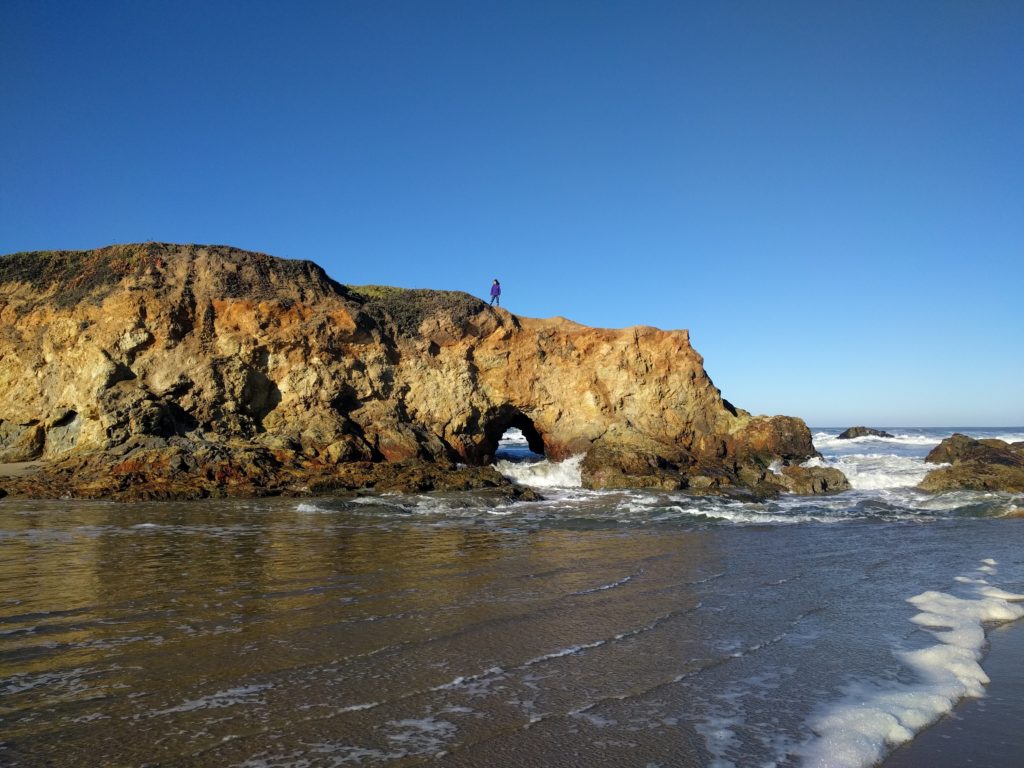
[493, 455, 584, 488]
[802, 454, 937, 490]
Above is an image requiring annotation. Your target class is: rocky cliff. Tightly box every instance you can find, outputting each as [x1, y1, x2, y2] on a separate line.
[0, 243, 844, 499]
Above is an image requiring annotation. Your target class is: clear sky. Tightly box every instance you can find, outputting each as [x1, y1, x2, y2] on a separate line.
[2, 1, 1021, 426]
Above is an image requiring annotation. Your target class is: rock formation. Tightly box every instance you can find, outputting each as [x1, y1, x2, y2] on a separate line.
[918, 433, 1024, 493]
[0, 243, 844, 500]
[837, 426, 895, 439]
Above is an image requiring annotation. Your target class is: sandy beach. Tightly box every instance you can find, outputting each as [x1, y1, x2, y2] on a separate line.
[2, 472, 1022, 767]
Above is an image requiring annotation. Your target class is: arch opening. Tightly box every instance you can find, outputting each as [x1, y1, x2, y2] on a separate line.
[482, 409, 545, 465]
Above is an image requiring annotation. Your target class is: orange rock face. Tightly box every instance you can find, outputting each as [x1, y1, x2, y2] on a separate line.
[0, 243, 834, 498]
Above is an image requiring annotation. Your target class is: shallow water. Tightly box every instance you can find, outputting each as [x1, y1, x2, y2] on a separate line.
[1, 428, 1023, 767]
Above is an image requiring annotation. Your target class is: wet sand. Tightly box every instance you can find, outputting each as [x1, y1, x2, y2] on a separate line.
[2, 491, 1022, 767]
[883, 618, 1024, 768]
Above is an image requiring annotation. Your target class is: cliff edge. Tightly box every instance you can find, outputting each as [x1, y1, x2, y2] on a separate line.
[0, 243, 845, 499]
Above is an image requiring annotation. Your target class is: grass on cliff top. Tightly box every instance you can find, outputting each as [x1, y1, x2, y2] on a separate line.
[345, 284, 489, 337]
[345, 284, 407, 300]
[0, 246, 487, 334]
[1, 244, 343, 306]
[0, 246, 160, 307]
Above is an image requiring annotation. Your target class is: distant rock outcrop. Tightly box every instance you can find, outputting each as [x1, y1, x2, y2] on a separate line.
[0, 243, 843, 499]
[918, 433, 1024, 493]
[837, 426, 895, 440]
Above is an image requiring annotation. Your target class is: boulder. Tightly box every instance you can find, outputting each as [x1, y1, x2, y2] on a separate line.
[581, 447, 686, 491]
[777, 465, 852, 495]
[0, 422, 45, 462]
[924, 433, 1024, 467]
[837, 426, 895, 440]
[919, 463, 1024, 493]
[918, 434, 1024, 493]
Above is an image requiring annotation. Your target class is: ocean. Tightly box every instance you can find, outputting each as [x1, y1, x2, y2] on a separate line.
[2, 427, 1023, 767]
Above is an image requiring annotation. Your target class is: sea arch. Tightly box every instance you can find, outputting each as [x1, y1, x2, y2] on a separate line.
[477, 406, 545, 465]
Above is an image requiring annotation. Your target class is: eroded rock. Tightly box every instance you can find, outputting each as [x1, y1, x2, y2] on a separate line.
[918, 434, 1024, 493]
[924, 433, 1024, 467]
[776, 465, 851, 495]
[0, 243, 843, 500]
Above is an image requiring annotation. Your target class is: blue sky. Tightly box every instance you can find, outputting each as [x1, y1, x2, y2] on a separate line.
[2, 1, 1021, 426]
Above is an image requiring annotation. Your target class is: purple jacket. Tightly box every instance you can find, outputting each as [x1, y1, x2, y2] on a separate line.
[490, 282, 501, 297]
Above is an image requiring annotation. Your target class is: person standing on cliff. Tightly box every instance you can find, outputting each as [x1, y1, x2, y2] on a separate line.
[489, 279, 501, 307]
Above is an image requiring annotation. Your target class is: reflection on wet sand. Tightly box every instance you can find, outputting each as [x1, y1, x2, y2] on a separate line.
[1, 499, 719, 766]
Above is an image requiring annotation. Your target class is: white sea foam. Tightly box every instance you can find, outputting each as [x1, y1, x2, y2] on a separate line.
[991, 431, 1024, 443]
[147, 683, 272, 717]
[611, 493, 867, 525]
[812, 432, 940, 452]
[695, 713, 744, 768]
[814, 429, 1024, 456]
[499, 427, 529, 447]
[493, 454, 584, 488]
[384, 716, 457, 755]
[430, 666, 504, 694]
[524, 639, 607, 666]
[336, 701, 380, 712]
[495, 427, 544, 462]
[2, 667, 92, 696]
[237, 744, 390, 768]
[633, 499, 852, 526]
[295, 503, 329, 513]
[574, 575, 635, 595]
[244, 716, 461, 765]
[803, 454, 937, 490]
[796, 559, 1024, 768]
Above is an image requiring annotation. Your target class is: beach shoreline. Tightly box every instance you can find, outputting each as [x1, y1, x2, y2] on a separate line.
[882, 617, 1024, 768]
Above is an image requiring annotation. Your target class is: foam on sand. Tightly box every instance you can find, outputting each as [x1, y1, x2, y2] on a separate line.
[147, 683, 272, 717]
[796, 559, 1024, 768]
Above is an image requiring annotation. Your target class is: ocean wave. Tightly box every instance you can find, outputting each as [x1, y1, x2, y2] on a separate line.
[803, 454, 937, 490]
[813, 429, 1024, 454]
[295, 502, 331, 513]
[494, 454, 584, 488]
[812, 432, 941, 452]
[498, 427, 529, 447]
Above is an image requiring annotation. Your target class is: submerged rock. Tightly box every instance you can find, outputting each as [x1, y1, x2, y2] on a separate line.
[837, 426, 895, 440]
[0, 243, 845, 500]
[918, 434, 1024, 493]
